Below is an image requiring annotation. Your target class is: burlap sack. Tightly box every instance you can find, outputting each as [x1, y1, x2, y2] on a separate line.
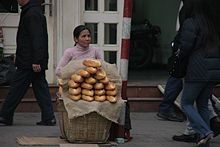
[58, 59, 125, 124]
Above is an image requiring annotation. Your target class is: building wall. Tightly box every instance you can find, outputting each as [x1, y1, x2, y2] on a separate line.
[54, 0, 81, 68]
[0, 0, 180, 84]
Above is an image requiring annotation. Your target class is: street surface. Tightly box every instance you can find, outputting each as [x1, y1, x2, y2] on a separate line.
[0, 112, 220, 147]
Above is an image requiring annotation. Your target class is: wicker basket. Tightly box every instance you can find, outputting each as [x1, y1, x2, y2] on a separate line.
[57, 99, 112, 143]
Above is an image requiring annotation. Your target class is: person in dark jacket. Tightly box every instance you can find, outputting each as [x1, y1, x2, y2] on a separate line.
[158, 0, 220, 143]
[157, 0, 187, 123]
[0, 0, 56, 126]
[157, 0, 186, 123]
[178, 0, 220, 146]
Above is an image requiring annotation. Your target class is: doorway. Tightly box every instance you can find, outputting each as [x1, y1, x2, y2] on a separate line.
[128, 0, 180, 85]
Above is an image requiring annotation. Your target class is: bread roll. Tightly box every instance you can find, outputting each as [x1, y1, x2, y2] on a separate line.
[95, 69, 106, 80]
[82, 94, 94, 102]
[83, 59, 101, 67]
[78, 69, 90, 78]
[106, 96, 117, 103]
[68, 87, 81, 95]
[85, 67, 97, 74]
[81, 82, 93, 90]
[82, 89, 94, 96]
[105, 82, 116, 90]
[106, 89, 117, 96]
[71, 74, 84, 83]
[95, 95, 106, 102]
[99, 77, 109, 84]
[58, 86, 63, 96]
[68, 94, 81, 101]
[57, 78, 64, 86]
[95, 89, 105, 95]
[85, 77, 97, 84]
[94, 82, 104, 90]
[68, 80, 80, 88]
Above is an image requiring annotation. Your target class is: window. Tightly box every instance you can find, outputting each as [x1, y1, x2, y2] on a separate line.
[105, 0, 117, 11]
[104, 23, 117, 44]
[85, 0, 98, 11]
[82, 0, 123, 67]
[85, 23, 98, 44]
[104, 51, 117, 64]
[0, 0, 18, 13]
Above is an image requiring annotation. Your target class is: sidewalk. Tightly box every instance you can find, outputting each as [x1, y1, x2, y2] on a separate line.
[1, 112, 220, 147]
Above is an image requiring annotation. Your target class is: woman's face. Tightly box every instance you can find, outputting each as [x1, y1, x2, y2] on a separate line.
[74, 29, 91, 48]
[17, 0, 29, 6]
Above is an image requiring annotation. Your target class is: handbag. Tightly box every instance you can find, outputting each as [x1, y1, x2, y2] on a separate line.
[167, 48, 188, 78]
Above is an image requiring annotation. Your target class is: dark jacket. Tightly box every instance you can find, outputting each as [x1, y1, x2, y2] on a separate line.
[15, 0, 48, 70]
[179, 18, 220, 82]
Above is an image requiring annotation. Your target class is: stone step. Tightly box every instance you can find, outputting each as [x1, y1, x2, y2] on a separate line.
[0, 85, 220, 112]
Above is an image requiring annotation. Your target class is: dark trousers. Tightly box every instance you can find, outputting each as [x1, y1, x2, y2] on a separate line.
[0, 68, 55, 122]
[159, 76, 183, 113]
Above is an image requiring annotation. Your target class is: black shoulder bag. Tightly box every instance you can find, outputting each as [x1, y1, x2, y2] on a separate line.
[167, 48, 188, 78]
[167, 32, 189, 78]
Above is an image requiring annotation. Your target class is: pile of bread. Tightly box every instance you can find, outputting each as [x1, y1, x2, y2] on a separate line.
[58, 59, 117, 103]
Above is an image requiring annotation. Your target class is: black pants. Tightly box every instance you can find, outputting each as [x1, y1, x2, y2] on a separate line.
[0, 68, 55, 122]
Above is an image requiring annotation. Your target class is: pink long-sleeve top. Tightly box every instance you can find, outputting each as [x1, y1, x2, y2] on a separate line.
[55, 44, 104, 76]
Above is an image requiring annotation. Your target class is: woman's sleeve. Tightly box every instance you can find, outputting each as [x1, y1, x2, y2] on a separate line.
[55, 49, 72, 77]
[95, 48, 104, 60]
[178, 18, 198, 58]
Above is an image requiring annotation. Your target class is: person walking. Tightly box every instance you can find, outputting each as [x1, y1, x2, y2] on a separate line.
[157, 0, 186, 122]
[177, 0, 220, 146]
[0, 0, 56, 126]
[158, 0, 220, 143]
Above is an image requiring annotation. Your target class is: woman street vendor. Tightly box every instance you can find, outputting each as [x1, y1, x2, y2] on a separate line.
[55, 25, 104, 77]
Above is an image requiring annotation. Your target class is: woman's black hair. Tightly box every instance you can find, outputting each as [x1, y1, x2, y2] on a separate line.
[184, 0, 218, 45]
[73, 25, 91, 46]
[209, 0, 220, 34]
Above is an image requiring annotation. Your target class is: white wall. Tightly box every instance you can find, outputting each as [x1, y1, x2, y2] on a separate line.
[54, 0, 81, 72]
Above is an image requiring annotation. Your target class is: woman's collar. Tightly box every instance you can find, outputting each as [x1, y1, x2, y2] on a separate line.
[76, 44, 89, 50]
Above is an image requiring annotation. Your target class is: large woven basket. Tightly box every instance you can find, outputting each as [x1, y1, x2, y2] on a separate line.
[57, 99, 112, 143]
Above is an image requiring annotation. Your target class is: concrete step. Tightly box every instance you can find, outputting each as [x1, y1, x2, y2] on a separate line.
[1, 85, 220, 112]
[0, 85, 58, 112]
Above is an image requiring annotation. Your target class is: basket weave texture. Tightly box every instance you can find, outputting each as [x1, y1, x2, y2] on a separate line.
[57, 100, 112, 143]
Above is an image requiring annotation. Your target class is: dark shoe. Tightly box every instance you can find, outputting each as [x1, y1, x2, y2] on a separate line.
[197, 133, 213, 147]
[172, 134, 199, 143]
[0, 116, 13, 126]
[124, 129, 133, 142]
[210, 116, 220, 137]
[36, 118, 56, 126]
[157, 112, 184, 122]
